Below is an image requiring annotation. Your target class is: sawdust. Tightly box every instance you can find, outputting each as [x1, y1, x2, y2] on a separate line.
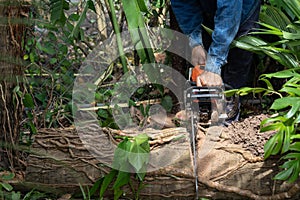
[222, 114, 276, 158]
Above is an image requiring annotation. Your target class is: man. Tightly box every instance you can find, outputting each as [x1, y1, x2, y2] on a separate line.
[171, 0, 261, 122]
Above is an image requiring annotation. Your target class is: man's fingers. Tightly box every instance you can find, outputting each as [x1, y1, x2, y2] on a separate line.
[197, 71, 223, 87]
[192, 45, 207, 66]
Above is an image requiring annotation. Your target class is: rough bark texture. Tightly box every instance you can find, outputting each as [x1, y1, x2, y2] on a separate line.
[0, 0, 29, 170]
[23, 117, 300, 200]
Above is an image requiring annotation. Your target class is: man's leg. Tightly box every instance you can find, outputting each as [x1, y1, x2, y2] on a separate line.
[221, 47, 254, 89]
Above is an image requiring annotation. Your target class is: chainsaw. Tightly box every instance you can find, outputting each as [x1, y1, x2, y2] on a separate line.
[184, 65, 227, 199]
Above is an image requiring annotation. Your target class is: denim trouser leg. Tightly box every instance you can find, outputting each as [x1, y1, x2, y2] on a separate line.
[221, 3, 260, 89]
[201, 1, 260, 89]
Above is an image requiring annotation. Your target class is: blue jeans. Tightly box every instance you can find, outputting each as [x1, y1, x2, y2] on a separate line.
[200, 1, 261, 89]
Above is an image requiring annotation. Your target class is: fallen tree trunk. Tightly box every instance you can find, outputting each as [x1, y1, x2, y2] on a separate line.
[23, 120, 300, 200]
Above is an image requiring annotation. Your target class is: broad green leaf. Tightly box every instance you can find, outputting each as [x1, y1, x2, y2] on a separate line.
[23, 93, 34, 109]
[87, 0, 96, 12]
[280, 87, 300, 96]
[259, 77, 274, 91]
[289, 141, 300, 151]
[283, 30, 300, 40]
[97, 109, 109, 119]
[114, 189, 123, 200]
[274, 162, 294, 180]
[260, 122, 282, 132]
[264, 133, 280, 159]
[285, 101, 300, 119]
[270, 97, 300, 110]
[260, 5, 291, 31]
[0, 182, 13, 191]
[1, 172, 14, 180]
[224, 89, 238, 97]
[275, 156, 300, 183]
[263, 69, 295, 79]
[282, 125, 293, 153]
[36, 42, 56, 55]
[294, 114, 300, 123]
[100, 169, 117, 197]
[89, 178, 103, 197]
[128, 142, 149, 172]
[134, 133, 149, 146]
[283, 0, 300, 20]
[113, 171, 131, 189]
[137, 172, 146, 181]
[50, 0, 69, 25]
[272, 129, 284, 155]
[283, 152, 300, 160]
[112, 138, 131, 171]
[261, 116, 283, 127]
[137, 0, 149, 13]
[11, 191, 21, 200]
[68, 13, 80, 21]
[161, 95, 173, 112]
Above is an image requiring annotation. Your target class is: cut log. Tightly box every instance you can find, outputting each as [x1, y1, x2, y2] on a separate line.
[23, 123, 300, 200]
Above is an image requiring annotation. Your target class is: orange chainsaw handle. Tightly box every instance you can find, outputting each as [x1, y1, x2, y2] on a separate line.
[191, 65, 205, 82]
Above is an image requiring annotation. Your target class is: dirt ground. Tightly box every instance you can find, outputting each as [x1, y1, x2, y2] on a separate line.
[223, 112, 275, 158]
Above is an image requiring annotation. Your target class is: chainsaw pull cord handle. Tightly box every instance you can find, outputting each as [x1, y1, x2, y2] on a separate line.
[191, 65, 205, 86]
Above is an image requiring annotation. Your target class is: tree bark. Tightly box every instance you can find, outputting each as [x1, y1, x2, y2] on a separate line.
[23, 126, 300, 200]
[0, 0, 29, 170]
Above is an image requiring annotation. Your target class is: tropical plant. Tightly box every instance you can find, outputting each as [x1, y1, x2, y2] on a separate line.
[93, 134, 150, 200]
[231, 0, 300, 183]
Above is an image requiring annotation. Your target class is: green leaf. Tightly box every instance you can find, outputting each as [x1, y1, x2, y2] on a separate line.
[114, 188, 123, 200]
[282, 125, 293, 153]
[0, 182, 13, 191]
[264, 133, 282, 159]
[113, 171, 131, 189]
[100, 169, 117, 198]
[112, 138, 132, 172]
[137, 0, 149, 13]
[11, 191, 21, 200]
[50, 0, 69, 25]
[23, 93, 34, 108]
[153, 0, 165, 8]
[23, 190, 45, 200]
[36, 42, 56, 55]
[128, 142, 149, 172]
[161, 95, 173, 112]
[23, 54, 29, 60]
[137, 172, 146, 181]
[270, 97, 300, 110]
[68, 13, 80, 21]
[280, 86, 300, 96]
[264, 69, 295, 79]
[285, 101, 300, 119]
[134, 133, 149, 146]
[50, 58, 57, 64]
[69, 1, 89, 40]
[274, 164, 294, 180]
[87, 0, 96, 12]
[283, 0, 300, 20]
[224, 89, 238, 97]
[97, 109, 109, 119]
[89, 178, 103, 197]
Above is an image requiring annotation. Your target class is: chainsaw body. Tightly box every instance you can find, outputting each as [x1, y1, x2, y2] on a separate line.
[184, 66, 227, 124]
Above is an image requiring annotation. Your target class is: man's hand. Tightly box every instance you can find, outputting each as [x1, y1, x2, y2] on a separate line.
[191, 45, 207, 66]
[196, 70, 223, 87]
